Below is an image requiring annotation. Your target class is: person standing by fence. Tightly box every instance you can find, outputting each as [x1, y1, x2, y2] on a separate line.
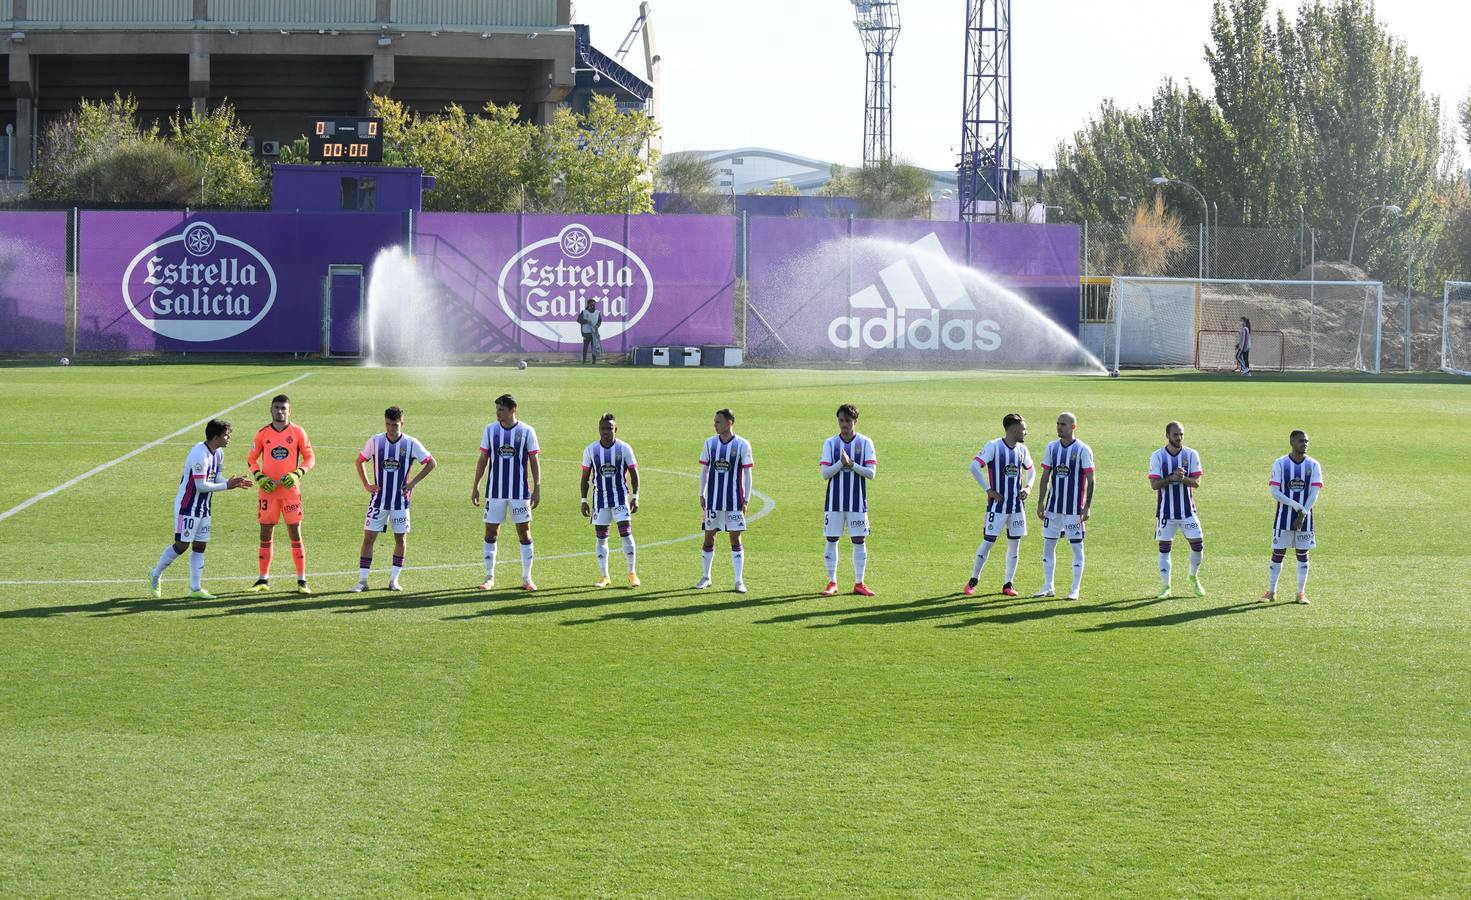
[1235, 317, 1252, 376]
[577, 298, 603, 364]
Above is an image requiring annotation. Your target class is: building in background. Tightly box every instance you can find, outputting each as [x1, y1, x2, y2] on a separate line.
[0, 0, 651, 178]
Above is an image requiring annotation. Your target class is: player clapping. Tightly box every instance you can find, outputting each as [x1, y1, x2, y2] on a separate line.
[819, 403, 877, 597]
[148, 419, 251, 599]
[1149, 421, 1205, 599]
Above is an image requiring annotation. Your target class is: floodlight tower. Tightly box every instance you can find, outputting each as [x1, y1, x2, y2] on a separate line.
[851, 1, 900, 165]
[959, 0, 1012, 221]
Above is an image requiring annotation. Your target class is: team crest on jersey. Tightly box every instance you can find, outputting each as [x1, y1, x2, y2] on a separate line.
[497, 224, 654, 345]
[270, 447, 290, 460]
[122, 221, 278, 342]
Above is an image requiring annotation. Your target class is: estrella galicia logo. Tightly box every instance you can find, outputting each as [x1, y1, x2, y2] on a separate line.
[496, 223, 654, 345]
[270, 447, 290, 461]
[122, 221, 278, 342]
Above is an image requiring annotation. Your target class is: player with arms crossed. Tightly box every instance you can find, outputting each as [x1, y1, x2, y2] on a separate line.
[472, 393, 541, 591]
[580, 412, 640, 587]
[696, 408, 754, 593]
[965, 412, 1034, 596]
[1149, 421, 1206, 599]
[1263, 430, 1322, 604]
[819, 403, 877, 597]
[148, 419, 250, 599]
[354, 406, 437, 592]
[247, 394, 316, 594]
[1033, 411, 1094, 600]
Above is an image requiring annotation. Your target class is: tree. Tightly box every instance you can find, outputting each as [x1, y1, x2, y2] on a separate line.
[751, 179, 800, 197]
[529, 94, 659, 214]
[169, 102, 268, 207]
[817, 164, 857, 198]
[816, 159, 932, 218]
[656, 152, 727, 213]
[29, 94, 157, 200]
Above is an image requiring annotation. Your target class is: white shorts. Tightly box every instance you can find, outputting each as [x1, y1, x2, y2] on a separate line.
[365, 505, 411, 534]
[704, 508, 747, 533]
[1272, 528, 1316, 551]
[1041, 513, 1086, 541]
[1156, 515, 1204, 541]
[591, 503, 632, 527]
[484, 498, 533, 525]
[174, 513, 211, 543]
[824, 510, 870, 538]
[984, 509, 1027, 538]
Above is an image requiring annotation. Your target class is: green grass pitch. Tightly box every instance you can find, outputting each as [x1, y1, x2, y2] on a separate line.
[1, 362, 1468, 896]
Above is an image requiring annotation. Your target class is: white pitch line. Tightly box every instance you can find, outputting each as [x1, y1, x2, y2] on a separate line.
[0, 468, 776, 587]
[0, 373, 315, 526]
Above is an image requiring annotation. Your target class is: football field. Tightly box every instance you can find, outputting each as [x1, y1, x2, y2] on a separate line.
[1, 362, 1468, 896]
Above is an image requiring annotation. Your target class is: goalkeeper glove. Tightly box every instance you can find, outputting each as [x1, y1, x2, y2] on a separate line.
[253, 471, 276, 492]
[280, 469, 303, 489]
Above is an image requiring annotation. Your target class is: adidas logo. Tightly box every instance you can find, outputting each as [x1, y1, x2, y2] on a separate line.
[828, 232, 1002, 351]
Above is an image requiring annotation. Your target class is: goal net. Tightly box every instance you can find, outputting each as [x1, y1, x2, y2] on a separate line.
[1444, 281, 1471, 376]
[1100, 277, 1385, 372]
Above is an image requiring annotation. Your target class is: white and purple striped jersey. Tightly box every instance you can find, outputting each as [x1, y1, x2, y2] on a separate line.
[975, 438, 1034, 514]
[1149, 445, 1203, 519]
[1270, 454, 1323, 531]
[820, 432, 877, 513]
[1042, 438, 1095, 515]
[480, 421, 540, 500]
[700, 433, 754, 512]
[360, 433, 433, 512]
[582, 439, 638, 510]
[173, 442, 223, 518]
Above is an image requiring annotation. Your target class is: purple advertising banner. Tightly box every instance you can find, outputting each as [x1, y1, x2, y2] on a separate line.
[0, 211, 67, 352]
[746, 218, 1082, 364]
[78, 211, 403, 352]
[414, 213, 736, 353]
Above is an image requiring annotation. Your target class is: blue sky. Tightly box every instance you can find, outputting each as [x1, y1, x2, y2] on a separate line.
[574, 0, 1471, 171]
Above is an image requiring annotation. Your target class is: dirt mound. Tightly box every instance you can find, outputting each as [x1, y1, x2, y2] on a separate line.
[1289, 260, 1370, 282]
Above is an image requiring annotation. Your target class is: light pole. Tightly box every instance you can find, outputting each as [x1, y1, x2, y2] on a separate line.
[1348, 203, 1402, 267]
[1152, 176, 1208, 279]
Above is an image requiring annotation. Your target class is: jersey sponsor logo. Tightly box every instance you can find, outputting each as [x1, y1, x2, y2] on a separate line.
[1054, 463, 1071, 478]
[270, 446, 290, 460]
[599, 462, 618, 477]
[827, 232, 1002, 353]
[1289, 476, 1306, 491]
[496, 224, 654, 345]
[713, 458, 732, 473]
[1004, 463, 1020, 479]
[497, 443, 517, 458]
[122, 221, 278, 342]
[383, 457, 401, 472]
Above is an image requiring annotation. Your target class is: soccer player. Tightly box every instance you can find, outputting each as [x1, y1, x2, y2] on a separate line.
[246, 394, 316, 594]
[1263, 430, 1322, 604]
[1235, 317, 1252, 376]
[148, 419, 250, 599]
[819, 403, 877, 597]
[965, 412, 1034, 597]
[1149, 420, 1205, 599]
[580, 412, 640, 587]
[354, 406, 437, 592]
[472, 393, 541, 591]
[696, 407, 754, 593]
[1033, 411, 1094, 600]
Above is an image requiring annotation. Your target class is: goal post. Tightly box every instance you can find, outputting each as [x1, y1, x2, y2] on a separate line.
[1103, 276, 1384, 373]
[1443, 281, 1471, 376]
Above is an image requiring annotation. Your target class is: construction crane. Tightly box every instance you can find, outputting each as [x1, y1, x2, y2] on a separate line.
[851, 1, 900, 165]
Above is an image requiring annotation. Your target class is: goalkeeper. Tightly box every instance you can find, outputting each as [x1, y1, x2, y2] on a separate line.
[246, 394, 317, 593]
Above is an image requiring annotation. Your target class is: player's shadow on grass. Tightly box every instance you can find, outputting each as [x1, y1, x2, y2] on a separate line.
[0, 590, 291, 619]
[443, 587, 695, 621]
[756, 592, 985, 627]
[934, 595, 1173, 629]
[1071, 599, 1282, 632]
[557, 591, 811, 625]
[187, 584, 600, 618]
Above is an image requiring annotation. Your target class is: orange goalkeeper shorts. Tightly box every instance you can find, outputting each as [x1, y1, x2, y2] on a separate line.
[258, 494, 304, 526]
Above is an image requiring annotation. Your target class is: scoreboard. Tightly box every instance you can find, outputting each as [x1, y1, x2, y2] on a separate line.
[308, 117, 384, 162]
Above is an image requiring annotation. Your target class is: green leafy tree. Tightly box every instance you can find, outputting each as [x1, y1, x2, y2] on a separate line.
[529, 95, 659, 214]
[751, 179, 800, 197]
[71, 142, 203, 204]
[168, 102, 268, 207]
[29, 94, 157, 200]
[656, 151, 727, 213]
[852, 158, 933, 218]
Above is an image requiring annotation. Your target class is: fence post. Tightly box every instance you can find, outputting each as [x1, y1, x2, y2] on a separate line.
[1309, 228, 1316, 369]
[1374, 283, 1383, 374]
[1405, 239, 1412, 371]
[740, 210, 749, 351]
[1081, 219, 1088, 322]
[1197, 223, 1203, 281]
[846, 214, 854, 364]
[69, 207, 79, 360]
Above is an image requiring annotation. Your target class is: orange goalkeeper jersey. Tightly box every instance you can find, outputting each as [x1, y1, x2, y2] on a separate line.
[248, 422, 315, 498]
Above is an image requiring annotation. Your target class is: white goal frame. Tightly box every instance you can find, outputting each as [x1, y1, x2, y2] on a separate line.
[1104, 276, 1386, 373]
[1443, 281, 1471, 377]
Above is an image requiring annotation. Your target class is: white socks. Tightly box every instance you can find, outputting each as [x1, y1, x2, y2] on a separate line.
[188, 550, 205, 591]
[1004, 538, 1021, 584]
[152, 546, 180, 578]
[1069, 541, 1085, 595]
[701, 549, 714, 579]
[1159, 551, 1172, 586]
[1297, 558, 1309, 593]
[484, 540, 497, 580]
[595, 537, 609, 577]
[852, 542, 867, 583]
[1268, 558, 1283, 591]
[732, 547, 745, 583]
[520, 542, 534, 582]
[621, 534, 637, 572]
[972, 539, 994, 579]
[1041, 537, 1058, 591]
[1189, 548, 1203, 576]
[824, 541, 839, 581]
